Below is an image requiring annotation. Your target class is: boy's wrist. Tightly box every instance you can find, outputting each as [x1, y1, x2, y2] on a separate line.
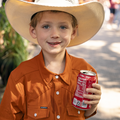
[84, 104, 98, 117]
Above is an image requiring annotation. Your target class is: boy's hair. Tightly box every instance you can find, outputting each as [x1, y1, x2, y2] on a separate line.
[30, 10, 78, 28]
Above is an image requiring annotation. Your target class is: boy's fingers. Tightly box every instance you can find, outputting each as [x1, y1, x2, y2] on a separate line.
[86, 83, 102, 95]
[83, 83, 102, 105]
[92, 83, 101, 90]
[84, 100, 99, 105]
[86, 88, 101, 95]
[83, 94, 101, 100]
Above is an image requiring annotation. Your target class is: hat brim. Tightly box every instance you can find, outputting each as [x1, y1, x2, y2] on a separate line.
[5, 0, 104, 47]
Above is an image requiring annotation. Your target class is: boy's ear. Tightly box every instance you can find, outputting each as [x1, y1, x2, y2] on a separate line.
[29, 26, 37, 39]
[71, 26, 78, 40]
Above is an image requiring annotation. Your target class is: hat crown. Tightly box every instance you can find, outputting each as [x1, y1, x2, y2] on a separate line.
[35, 0, 78, 6]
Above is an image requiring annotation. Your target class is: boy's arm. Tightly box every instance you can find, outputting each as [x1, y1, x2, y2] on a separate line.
[0, 73, 25, 120]
[84, 103, 97, 118]
[84, 83, 101, 118]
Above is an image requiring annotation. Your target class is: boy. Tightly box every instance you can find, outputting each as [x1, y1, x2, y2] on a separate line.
[0, 0, 104, 119]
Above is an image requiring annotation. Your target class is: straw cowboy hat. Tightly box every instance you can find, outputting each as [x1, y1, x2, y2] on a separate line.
[5, 0, 104, 47]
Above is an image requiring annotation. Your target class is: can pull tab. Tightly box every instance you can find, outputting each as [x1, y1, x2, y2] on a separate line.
[83, 71, 91, 75]
[83, 72, 87, 74]
[80, 70, 96, 76]
[83, 69, 92, 74]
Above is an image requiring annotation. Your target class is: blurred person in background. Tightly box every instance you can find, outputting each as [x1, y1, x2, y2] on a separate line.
[79, 0, 101, 4]
[105, 0, 118, 29]
[113, 0, 120, 30]
[78, 0, 85, 4]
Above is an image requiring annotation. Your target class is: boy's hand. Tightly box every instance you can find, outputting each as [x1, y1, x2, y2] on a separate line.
[83, 83, 101, 107]
[83, 83, 101, 117]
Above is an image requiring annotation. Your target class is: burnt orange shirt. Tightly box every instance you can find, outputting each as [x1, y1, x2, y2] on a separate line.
[0, 50, 98, 120]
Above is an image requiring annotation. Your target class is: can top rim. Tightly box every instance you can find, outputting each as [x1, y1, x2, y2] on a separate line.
[80, 70, 96, 76]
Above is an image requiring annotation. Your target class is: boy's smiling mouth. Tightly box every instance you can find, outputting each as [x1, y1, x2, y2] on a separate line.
[47, 41, 62, 45]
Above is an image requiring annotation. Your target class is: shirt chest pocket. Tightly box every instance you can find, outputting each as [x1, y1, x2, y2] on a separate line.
[27, 106, 50, 120]
[66, 105, 85, 120]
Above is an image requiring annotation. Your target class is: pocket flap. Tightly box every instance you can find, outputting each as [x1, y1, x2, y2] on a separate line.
[67, 105, 83, 117]
[28, 106, 50, 119]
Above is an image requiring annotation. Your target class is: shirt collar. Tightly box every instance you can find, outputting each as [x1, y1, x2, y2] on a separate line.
[37, 50, 72, 85]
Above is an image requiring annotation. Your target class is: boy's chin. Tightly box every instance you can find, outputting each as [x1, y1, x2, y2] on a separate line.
[42, 48, 66, 55]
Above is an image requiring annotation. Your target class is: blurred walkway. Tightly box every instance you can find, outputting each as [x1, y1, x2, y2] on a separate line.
[0, 21, 120, 119]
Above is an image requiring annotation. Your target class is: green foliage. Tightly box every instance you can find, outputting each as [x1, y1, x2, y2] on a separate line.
[0, 4, 28, 86]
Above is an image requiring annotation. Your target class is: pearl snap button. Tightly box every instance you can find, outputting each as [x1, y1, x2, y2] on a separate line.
[56, 91, 59, 95]
[78, 111, 80, 114]
[34, 113, 37, 117]
[55, 75, 59, 79]
[57, 115, 60, 119]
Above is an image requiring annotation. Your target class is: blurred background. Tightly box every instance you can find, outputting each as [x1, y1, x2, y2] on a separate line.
[0, 0, 120, 120]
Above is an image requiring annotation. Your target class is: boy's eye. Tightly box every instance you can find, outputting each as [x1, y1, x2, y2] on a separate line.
[60, 26, 67, 29]
[43, 25, 49, 29]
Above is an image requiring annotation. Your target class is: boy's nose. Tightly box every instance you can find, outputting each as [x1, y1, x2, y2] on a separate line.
[51, 27, 59, 39]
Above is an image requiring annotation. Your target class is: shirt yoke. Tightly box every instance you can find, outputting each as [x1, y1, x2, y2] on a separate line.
[11, 55, 39, 82]
[69, 54, 97, 74]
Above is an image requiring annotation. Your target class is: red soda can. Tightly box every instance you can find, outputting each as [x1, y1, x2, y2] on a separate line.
[72, 70, 96, 110]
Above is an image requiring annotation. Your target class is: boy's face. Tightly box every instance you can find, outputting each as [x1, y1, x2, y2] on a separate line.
[29, 11, 77, 55]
